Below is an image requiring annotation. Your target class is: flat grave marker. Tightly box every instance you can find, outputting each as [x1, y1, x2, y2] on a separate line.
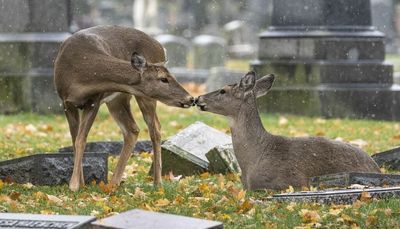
[0, 213, 95, 229]
[91, 209, 223, 229]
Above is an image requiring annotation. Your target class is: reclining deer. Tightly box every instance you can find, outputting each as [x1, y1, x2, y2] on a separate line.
[54, 25, 194, 191]
[196, 71, 380, 191]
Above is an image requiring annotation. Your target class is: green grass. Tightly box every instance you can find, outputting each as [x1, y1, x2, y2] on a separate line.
[1, 104, 400, 228]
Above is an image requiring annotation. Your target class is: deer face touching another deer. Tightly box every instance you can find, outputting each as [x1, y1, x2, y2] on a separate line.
[54, 25, 193, 191]
[196, 71, 380, 191]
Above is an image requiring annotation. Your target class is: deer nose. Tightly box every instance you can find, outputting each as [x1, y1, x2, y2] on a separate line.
[194, 97, 199, 104]
[189, 96, 195, 105]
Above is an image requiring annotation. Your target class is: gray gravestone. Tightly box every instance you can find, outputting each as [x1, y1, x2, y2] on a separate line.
[205, 67, 246, 92]
[155, 34, 190, 68]
[91, 209, 223, 229]
[310, 172, 400, 188]
[0, 213, 95, 229]
[192, 35, 226, 69]
[371, 0, 398, 53]
[206, 144, 241, 174]
[394, 72, 400, 85]
[150, 122, 232, 176]
[372, 147, 400, 170]
[0, 152, 107, 185]
[252, 0, 400, 121]
[0, 0, 71, 114]
[59, 140, 153, 155]
[272, 186, 400, 205]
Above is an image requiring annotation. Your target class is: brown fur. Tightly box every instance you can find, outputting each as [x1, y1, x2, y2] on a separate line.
[54, 25, 193, 191]
[197, 72, 380, 191]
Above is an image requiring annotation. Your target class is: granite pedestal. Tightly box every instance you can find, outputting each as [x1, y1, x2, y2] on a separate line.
[252, 0, 400, 120]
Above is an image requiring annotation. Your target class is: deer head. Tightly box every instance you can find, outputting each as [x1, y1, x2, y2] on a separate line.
[131, 52, 194, 108]
[196, 71, 275, 116]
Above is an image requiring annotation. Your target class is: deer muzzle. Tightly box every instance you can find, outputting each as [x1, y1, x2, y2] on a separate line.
[195, 96, 207, 111]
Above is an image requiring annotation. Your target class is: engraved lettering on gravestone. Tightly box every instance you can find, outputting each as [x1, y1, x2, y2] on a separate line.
[0, 219, 77, 228]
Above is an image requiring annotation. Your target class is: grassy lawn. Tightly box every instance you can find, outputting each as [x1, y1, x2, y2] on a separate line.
[1, 102, 400, 228]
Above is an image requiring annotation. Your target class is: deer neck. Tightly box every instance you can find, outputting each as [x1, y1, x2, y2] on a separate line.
[229, 99, 271, 174]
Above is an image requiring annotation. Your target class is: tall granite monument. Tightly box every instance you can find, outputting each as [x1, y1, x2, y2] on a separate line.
[252, 0, 400, 120]
[0, 0, 71, 113]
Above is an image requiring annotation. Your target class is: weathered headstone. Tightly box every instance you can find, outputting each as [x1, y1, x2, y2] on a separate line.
[59, 140, 153, 155]
[0, 213, 95, 229]
[0, 152, 108, 185]
[223, 20, 256, 59]
[91, 209, 223, 229]
[252, 0, 400, 120]
[371, 0, 398, 53]
[206, 144, 241, 174]
[169, 68, 209, 84]
[150, 122, 232, 176]
[310, 172, 400, 188]
[192, 35, 226, 69]
[0, 0, 71, 114]
[394, 72, 400, 85]
[272, 186, 400, 205]
[155, 34, 190, 68]
[205, 67, 246, 92]
[372, 147, 400, 170]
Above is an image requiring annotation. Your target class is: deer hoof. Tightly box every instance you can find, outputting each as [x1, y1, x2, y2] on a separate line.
[69, 180, 80, 191]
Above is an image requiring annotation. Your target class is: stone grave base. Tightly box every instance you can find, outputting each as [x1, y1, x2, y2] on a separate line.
[0, 152, 108, 185]
[372, 147, 400, 170]
[272, 186, 400, 205]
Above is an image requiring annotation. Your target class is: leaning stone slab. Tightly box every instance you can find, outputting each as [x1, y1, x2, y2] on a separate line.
[59, 140, 153, 155]
[151, 121, 232, 176]
[0, 152, 108, 185]
[91, 209, 223, 229]
[272, 186, 400, 205]
[372, 147, 400, 170]
[0, 213, 95, 229]
[206, 144, 241, 174]
[310, 172, 400, 188]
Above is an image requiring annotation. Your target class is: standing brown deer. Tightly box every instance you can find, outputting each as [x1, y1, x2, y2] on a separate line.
[54, 25, 194, 191]
[196, 71, 380, 191]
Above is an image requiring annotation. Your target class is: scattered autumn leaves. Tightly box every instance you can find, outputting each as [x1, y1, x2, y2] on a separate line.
[0, 106, 400, 228]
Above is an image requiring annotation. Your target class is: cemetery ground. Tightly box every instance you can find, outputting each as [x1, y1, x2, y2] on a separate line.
[0, 102, 400, 228]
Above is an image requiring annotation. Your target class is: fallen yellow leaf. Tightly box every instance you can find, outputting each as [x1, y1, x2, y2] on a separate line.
[154, 198, 170, 207]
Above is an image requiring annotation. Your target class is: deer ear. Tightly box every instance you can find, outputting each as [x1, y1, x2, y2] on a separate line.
[239, 71, 256, 92]
[131, 52, 147, 72]
[254, 74, 275, 98]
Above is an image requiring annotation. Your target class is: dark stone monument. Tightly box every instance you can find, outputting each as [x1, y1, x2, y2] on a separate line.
[0, 0, 71, 114]
[0, 213, 95, 229]
[59, 140, 153, 155]
[272, 186, 400, 205]
[372, 147, 400, 170]
[91, 209, 223, 229]
[252, 0, 400, 120]
[0, 152, 108, 185]
[310, 172, 400, 188]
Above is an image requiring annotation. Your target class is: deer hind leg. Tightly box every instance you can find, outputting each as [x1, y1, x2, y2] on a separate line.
[136, 96, 162, 187]
[107, 94, 140, 186]
[69, 96, 101, 191]
[63, 101, 85, 185]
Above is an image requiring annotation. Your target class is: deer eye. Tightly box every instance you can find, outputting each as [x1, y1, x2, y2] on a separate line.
[220, 89, 226, 94]
[160, 78, 169, 83]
